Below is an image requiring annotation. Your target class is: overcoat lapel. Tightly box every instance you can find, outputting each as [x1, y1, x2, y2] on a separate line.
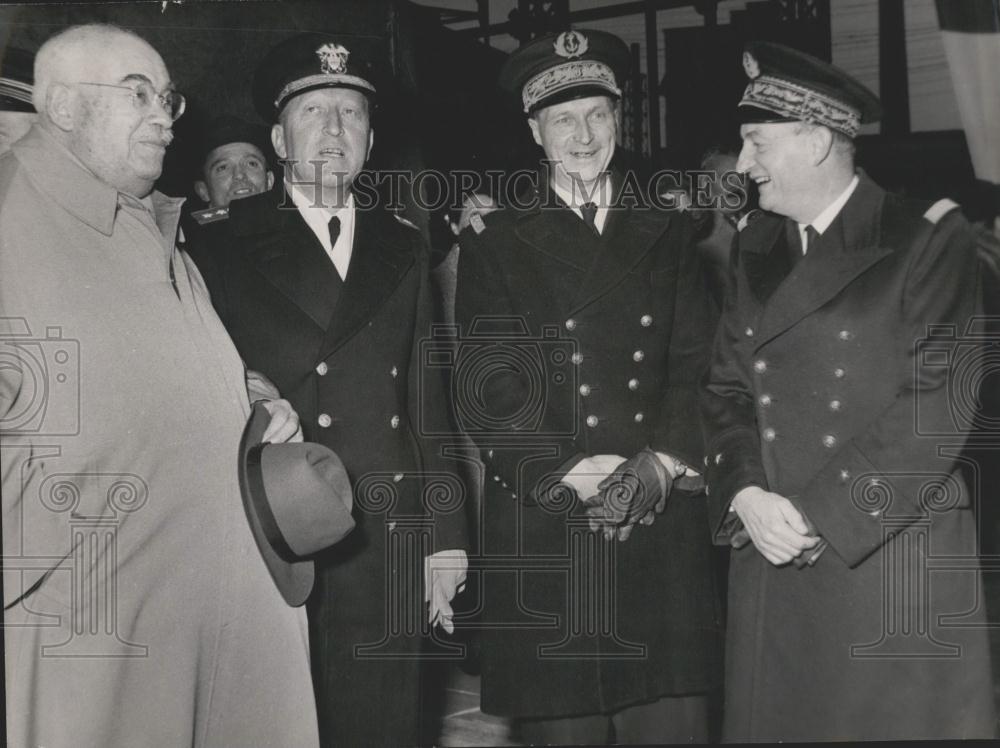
[512, 172, 671, 313]
[749, 173, 894, 345]
[318, 207, 414, 358]
[234, 192, 342, 330]
[513, 185, 591, 272]
[741, 216, 795, 305]
[568, 198, 670, 314]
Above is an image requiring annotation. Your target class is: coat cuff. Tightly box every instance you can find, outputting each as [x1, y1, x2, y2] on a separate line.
[705, 426, 768, 532]
[798, 442, 920, 568]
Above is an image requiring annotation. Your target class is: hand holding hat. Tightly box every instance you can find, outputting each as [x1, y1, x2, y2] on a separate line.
[238, 402, 355, 606]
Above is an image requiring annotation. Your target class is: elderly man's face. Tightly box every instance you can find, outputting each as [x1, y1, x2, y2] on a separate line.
[0, 111, 35, 155]
[272, 87, 372, 208]
[195, 141, 274, 208]
[736, 122, 815, 220]
[71, 34, 174, 197]
[529, 95, 617, 198]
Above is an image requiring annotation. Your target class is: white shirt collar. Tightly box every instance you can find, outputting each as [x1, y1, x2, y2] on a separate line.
[287, 181, 356, 279]
[551, 174, 612, 234]
[797, 174, 859, 254]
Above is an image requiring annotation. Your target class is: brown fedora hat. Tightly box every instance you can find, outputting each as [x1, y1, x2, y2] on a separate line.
[238, 402, 355, 606]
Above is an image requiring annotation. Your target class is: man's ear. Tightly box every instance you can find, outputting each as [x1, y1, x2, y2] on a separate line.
[46, 83, 76, 132]
[271, 123, 287, 159]
[194, 180, 210, 203]
[366, 128, 374, 160]
[810, 125, 835, 166]
[265, 170, 275, 191]
[528, 116, 542, 147]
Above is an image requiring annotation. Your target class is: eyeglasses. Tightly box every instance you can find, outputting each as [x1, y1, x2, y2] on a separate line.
[76, 80, 186, 122]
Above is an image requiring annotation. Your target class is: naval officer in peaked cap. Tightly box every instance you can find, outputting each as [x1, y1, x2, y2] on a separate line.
[191, 32, 469, 747]
[183, 115, 275, 275]
[456, 28, 722, 744]
[701, 41, 996, 741]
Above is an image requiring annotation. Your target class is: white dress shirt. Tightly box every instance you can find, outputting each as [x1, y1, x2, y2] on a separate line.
[287, 182, 356, 280]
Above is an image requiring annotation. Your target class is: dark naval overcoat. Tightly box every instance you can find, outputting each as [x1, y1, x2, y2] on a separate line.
[195, 186, 468, 747]
[701, 172, 996, 741]
[455, 175, 724, 719]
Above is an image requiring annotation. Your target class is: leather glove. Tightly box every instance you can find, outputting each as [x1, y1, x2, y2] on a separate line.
[584, 448, 673, 540]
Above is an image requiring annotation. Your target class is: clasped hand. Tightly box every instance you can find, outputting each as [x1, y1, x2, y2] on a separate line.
[564, 451, 673, 541]
[730, 486, 820, 566]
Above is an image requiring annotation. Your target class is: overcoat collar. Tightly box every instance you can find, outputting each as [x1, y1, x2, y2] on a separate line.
[512, 168, 675, 314]
[12, 125, 184, 247]
[317, 202, 414, 359]
[229, 187, 415, 353]
[741, 171, 893, 345]
[230, 187, 342, 330]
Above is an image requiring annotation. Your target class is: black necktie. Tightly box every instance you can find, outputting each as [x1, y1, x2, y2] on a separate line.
[804, 225, 819, 255]
[581, 202, 598, 234]
[328, 215, 341, 248]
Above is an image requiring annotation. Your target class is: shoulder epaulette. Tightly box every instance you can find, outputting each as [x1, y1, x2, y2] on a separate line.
[393, 213, 419, 231]
[923, 198, 960, 225]
[191, 206, 230, 225]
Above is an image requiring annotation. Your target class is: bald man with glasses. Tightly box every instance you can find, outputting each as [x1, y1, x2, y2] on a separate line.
[1, 23, 319, 747]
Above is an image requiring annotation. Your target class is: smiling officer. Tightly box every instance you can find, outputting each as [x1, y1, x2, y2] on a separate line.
[455, 29, 722, 745]
[702, 41, 996, 741]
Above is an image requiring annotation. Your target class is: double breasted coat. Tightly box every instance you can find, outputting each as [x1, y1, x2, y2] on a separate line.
[198, 186, 467, 747]
[455, 177, 723, 719]
[701, 173, 996, 741]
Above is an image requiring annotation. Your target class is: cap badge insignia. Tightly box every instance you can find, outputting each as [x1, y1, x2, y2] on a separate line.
[742, 51, 760, 79]
[317, 43, 350, 75]
[554, 31, 588, 59]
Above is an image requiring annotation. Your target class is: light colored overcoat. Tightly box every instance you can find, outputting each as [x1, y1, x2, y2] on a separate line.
[1, 126, 318, 748]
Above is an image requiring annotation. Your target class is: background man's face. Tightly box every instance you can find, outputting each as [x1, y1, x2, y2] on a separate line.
[529, 95, 617, 196]
[70, 34, 174, 197]
[0, 111, 35, 155]
[196, 141, 274, 207]
[736, 122, 814, 218]
[271, 87, 372, 207]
